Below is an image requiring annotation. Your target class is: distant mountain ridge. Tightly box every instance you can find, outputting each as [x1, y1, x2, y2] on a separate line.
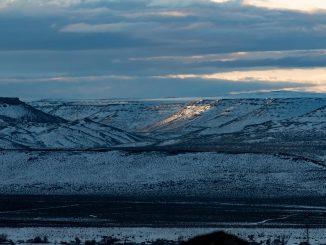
[0, 97, 325, 162]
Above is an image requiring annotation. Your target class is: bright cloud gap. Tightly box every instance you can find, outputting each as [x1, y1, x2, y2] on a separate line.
[129, 49, 326, 63]
[155, 67, 326, 93]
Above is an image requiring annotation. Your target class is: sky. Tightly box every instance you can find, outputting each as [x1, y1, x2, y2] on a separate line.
[0, 0, 326, 99]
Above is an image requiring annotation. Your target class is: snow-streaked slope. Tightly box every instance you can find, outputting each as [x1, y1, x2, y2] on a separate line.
[208, 98, 326, 134]
[0, 97, 65, 123]
[1, 120, 144, 149]
[31, 99, 185, 131]
[32, 98, 326, 138]
[0, 98, 146, 149]
[276, 105, 326, 131]
[148, 98, 326, 135]
[0, 151, 325, 197]
[145, 100, 217, 131]
[39, 119, 145, 148]
[147, 99, 326, 156]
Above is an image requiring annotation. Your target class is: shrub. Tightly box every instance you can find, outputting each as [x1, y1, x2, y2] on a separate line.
[32, 237, 43, 244]
[75, 237, 81, 245]
[0, 234, 8, 243]
[27, 236, 49, 244]
[180, 231, 249, 245]
[84, 240, 96, 245]
[151, 240, 176, 245]
[99, 236, 118, 245]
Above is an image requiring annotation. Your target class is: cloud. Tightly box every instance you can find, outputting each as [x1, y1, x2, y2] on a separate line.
[0, 0, 234, 10]
[211, 0, 233, 2]
[147, 0, 208, 7]
[243, 0, 326, 13]
[283, 85, 326, 93]
[0, 0, 104, 9]
[229, 85, 326, 95]
[0, 74, 135, 84]
[129, 49, 326, 63]
[1, 0, 326, 98]
[60, 22, 147, 33]
[0, 0, 14, 9]
[122, 10, 192, 18]
[155, 67, 326, 93]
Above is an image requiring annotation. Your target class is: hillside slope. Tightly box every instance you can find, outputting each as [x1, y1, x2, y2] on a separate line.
[0, 98, 145, 149]
[31, 99, 185, 131]
[0, 97, 66, 124]
[0, 151, 325, 197]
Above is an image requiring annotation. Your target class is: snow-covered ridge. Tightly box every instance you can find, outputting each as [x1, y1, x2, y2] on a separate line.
[31, 99, 184, 131]
[32, 98, 326, 136]
[148, 98, 326, 134]
[145, 98, 326, 147]
[1, 97, 326, 154]
[0, 97, 66, 123]
[0, 97, 146, 149]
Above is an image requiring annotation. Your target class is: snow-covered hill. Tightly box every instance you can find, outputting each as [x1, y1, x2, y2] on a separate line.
[0, 98, 145, 149]
[144, 99, 326, 161]
[1, 120, 144, 149]
[1, 97, 326, 157]
[0, 97, 65, 124]
[1, 151, 325, 197]
[146, 98, 326, 135]
[32, 98, 326, 138]
[31, 99, 184, 131]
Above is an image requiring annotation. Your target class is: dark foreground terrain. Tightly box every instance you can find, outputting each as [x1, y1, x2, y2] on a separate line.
[0, 195, 326, 228]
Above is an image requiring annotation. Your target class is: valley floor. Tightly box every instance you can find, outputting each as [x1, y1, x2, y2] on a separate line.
[1, 195, 326, 228]
[0, 195, 326, 245]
